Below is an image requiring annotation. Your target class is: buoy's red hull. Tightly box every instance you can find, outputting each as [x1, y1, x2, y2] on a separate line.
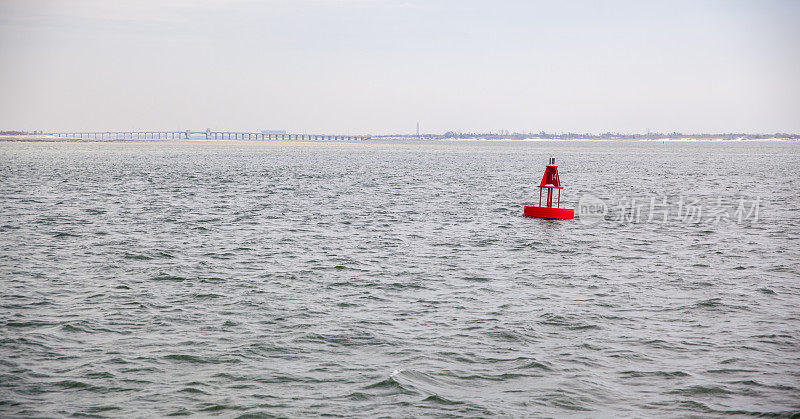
[524, 206, 574, 219]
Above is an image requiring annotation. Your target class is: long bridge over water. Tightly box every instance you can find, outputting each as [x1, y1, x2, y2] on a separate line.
[48, 130, 371, 141]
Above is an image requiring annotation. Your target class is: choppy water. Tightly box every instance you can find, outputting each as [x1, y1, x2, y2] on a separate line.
[1, 140, 799, 417]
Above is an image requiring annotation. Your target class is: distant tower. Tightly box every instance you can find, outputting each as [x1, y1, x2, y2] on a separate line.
[416, 122, 420, 138]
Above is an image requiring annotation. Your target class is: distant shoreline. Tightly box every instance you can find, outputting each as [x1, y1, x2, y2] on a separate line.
[1, 134, 798, 143]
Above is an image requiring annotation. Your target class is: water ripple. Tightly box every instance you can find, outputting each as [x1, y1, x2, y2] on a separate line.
[1, 140, 799, 416]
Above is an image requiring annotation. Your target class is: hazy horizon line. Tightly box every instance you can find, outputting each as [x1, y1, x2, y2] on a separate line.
[3, 129, 799, 137]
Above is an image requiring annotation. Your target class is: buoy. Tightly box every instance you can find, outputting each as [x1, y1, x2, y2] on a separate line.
[523, 157, 574, 219]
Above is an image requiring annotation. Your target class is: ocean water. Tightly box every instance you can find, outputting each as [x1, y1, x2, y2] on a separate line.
[1, 140, 798, 417]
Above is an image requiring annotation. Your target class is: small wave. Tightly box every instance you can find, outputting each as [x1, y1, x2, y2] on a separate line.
[84, 371, 114, 379]
[620, 370, 690, 378]
[462, 276, 491, 282]
[675, 297, 752, 313]
[548, 394, 591, 411]
[578, 342, 604, 351]
[706, 368, 757, 374]
[193, 293, 223, 299]
[62, 324, 89, 333]
[752, 333, 793, 339]
[200, 404, 243, 412]
[166, 408, 192, 416]
[363, 376, 417, 394]
[54, 380, 94, 390]
[213, 373, 248, 382]
[641, 339, 675, 349]
[53, 232, 79, 238]
[294, 332, 384, 347]
[518, 361, 552, 371]
[150, 274, 189, 282]
[422, 394, 463, 405]
[180, 387, 209, 394]
[124, 253, 152, 260]
[696, 298, 722, 308]
[85, 405, 121, 413]
[345, 392, 371, 401]
[486, 330, 527, 342]
[537, 313, 600, 330]
[676, 400, 799, 416]
[164, 354, 207, 363]
[462, 372, 529, 381]
[670, 385, 732, 395]
[6, 320, 52, 328]
[386, 282, 425, 290]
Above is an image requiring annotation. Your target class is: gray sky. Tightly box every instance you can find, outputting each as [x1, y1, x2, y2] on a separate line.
[1, 0, 798, 134]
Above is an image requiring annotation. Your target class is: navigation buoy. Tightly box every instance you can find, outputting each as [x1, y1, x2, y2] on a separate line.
[523, 157, 574, 219]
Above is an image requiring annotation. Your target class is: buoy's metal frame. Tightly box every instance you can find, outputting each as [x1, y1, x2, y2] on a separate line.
[523, 157, 575, 219]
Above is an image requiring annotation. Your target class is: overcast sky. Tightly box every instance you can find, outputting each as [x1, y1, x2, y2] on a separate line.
[1, 0, 798, 134]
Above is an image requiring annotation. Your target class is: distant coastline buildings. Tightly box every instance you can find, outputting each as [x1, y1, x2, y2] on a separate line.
[1, 130, 798, 141]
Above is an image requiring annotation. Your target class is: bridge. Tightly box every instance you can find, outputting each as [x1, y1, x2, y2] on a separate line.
[48, 130, 371, 141]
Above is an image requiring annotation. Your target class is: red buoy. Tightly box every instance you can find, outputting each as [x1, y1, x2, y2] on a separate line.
[523, 157, 574, 219]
